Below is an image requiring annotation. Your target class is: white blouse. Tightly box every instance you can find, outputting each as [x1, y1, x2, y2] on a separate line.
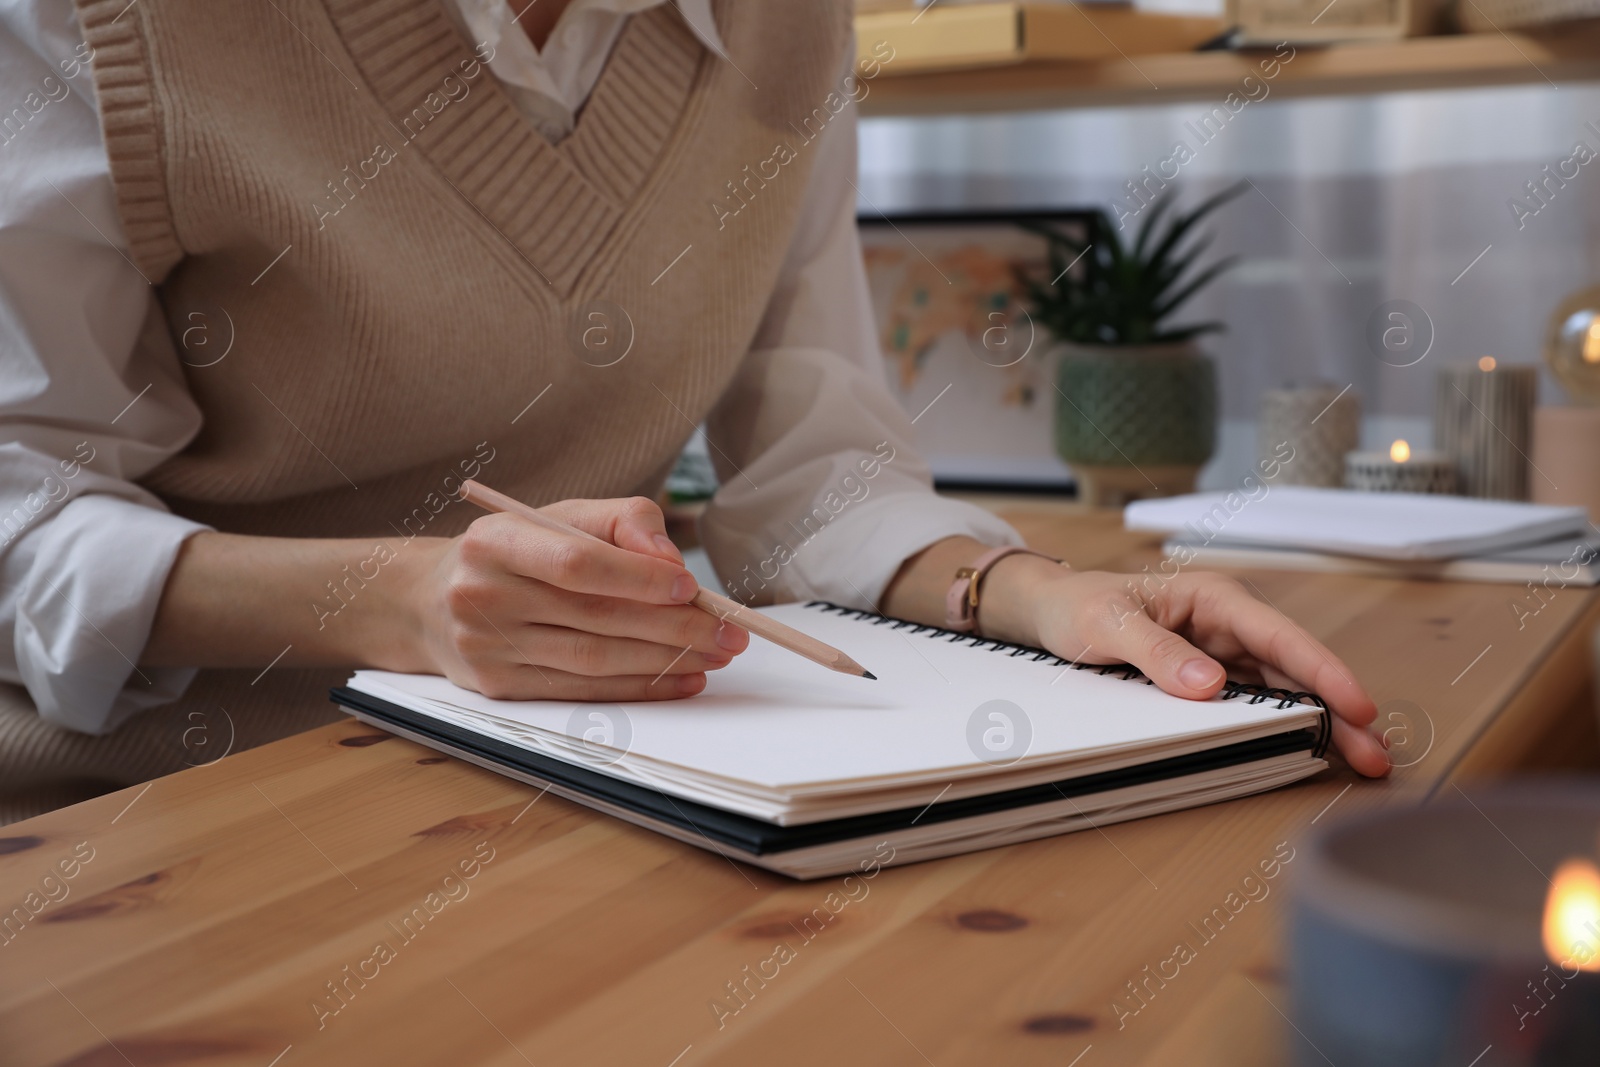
[442, 0, 726, 143]
[0, 0, 1022, 735]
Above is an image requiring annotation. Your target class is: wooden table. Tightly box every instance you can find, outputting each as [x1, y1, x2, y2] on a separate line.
[4, 506, 1597, 1067]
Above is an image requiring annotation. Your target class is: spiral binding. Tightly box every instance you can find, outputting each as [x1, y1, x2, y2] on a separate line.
[804, 601, 1333, 760]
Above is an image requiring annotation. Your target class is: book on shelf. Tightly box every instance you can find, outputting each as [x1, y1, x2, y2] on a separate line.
[854, 2, 1225, 75]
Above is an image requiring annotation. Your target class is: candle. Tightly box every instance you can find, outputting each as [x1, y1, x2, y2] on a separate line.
[1290, 784, 1600, 1066]
[1343, 439, 1456, 493]
[1435, 360, 1538, 500]
[1543, 859, 1600, 972]
[1259, 384, 1360, 488]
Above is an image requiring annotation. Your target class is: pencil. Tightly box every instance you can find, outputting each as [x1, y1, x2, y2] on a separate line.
[458, 480, 877, 681]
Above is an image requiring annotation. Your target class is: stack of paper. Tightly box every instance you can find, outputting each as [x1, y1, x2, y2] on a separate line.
[1126, 487, 1590, 561]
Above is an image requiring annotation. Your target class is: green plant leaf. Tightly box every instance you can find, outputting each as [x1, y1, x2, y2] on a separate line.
[1152, 321, 1227, 343]
[1133, 190, 1175, 261]
[1144, 181, 1247, 280]
[1151, 234, 1215, 298]
[1152, 255, 1240, 322]
[1018, 186, 1241, 347]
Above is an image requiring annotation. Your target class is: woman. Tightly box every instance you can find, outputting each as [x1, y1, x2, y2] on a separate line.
[0, 0, 1387, 820]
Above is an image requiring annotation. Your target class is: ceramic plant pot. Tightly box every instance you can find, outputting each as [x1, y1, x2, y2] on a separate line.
[1054, 342, 1217, 506]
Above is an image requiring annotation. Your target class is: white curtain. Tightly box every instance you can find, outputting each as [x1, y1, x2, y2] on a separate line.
[857, 83, 1600, 488]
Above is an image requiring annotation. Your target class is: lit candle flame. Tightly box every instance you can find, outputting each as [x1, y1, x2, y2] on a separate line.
[1390, 440, 1411, 463]
[1478, 356, 1497, 372]
[1542, 858, 1600, 972]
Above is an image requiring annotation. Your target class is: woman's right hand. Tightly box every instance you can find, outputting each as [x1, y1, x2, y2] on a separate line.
[408, 496, 749, 701]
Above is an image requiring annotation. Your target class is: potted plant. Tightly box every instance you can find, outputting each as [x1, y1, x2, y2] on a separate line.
[1019, 183, 1245, 506]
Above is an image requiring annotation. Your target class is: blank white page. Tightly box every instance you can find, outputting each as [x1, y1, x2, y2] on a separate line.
[1125, 486, 1587, 560]
[349, 603, 1319, 796]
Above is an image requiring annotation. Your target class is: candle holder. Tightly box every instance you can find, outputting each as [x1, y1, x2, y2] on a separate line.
[1260, 384, 1360, 488]
[1290, 782, 1600, 1067]
[1435, 359, 1537, 500]
[1344, 440, 1456, 494]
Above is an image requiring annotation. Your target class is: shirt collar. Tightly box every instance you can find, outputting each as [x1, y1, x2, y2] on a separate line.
[461, 0, 727, 61]
[671, 0, 729, 63]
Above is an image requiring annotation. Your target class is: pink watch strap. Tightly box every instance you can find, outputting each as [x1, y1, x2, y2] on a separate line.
[944, 546, 1061, 633]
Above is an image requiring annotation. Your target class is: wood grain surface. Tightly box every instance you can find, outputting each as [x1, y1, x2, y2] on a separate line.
[2, 506, 1596, 1067]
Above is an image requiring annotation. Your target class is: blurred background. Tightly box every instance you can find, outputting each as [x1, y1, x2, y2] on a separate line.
[666, 0, 1600, 533]
[638, 0, 1600, 513]
[859, 82, 1600, 488]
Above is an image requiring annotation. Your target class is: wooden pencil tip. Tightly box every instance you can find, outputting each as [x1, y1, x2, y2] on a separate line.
[861, 670, 878, 681]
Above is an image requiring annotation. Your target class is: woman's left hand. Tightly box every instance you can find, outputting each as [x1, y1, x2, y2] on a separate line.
[978, 559, 1390, 778]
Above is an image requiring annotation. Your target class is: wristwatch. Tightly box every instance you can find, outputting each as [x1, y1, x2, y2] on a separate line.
[944, 546, 1066, 634]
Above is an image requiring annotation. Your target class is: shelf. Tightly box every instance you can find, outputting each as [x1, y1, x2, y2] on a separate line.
[858, 23, 1600, 115]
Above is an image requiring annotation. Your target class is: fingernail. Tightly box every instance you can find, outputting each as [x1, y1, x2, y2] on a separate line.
[677, 673, 706, 695]
[1178, 658, 1222, 689]
[704, 653, 731, 668]
[715, 622, 744, 651]
[654, 534, 682, 561]
[671, 574, 697, 602]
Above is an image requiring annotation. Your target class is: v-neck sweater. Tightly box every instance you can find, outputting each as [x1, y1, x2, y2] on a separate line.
[74, 0, 852, 538]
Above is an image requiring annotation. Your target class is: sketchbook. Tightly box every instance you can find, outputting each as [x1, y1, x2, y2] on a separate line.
[332, 602, 1332, 879]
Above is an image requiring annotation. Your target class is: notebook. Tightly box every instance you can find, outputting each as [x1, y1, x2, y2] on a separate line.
[332, 602, 1332, 879]
[1160, 533, 1600, 586]
[1125, 487, 1590, 561]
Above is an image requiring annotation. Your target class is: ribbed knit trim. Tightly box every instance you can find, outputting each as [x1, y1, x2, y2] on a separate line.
[322, 0, 703, 296]
[563, 6, 700, 205]
[74, 0, 184, 283]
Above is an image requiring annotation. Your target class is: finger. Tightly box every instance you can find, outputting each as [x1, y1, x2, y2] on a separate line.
[506, 624, 733, 678]
[1261, 664, 1390, 779]
[1192, 582, 1378, 730]
[455, 663, 709, 702]
[544, 592, 751, 656]
[543, 496, 682, 564]
[464, 513, 696, 605]
[1330, 715, 1391, 778]
[1092, 604, 1227, 700]
[451, 569, 748, 657]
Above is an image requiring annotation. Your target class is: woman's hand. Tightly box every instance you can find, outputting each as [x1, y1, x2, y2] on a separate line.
[881, 537, 1388, 778]
[981, 558, 1389, 777]
[409, 497, 748, 701]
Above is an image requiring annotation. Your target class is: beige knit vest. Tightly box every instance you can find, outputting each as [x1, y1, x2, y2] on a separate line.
[0, 0, 852, 823]
[81, 0, 852, 534]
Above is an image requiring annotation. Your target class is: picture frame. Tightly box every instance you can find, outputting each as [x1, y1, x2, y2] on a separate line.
[857, 208, 1099, 492]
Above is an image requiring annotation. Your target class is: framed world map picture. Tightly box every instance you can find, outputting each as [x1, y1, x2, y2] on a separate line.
[858, 209, 1099, 491]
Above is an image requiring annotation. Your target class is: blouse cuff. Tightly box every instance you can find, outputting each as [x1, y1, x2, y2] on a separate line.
[13, 493, 208, 735]
[742, 490, 1025, 611]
